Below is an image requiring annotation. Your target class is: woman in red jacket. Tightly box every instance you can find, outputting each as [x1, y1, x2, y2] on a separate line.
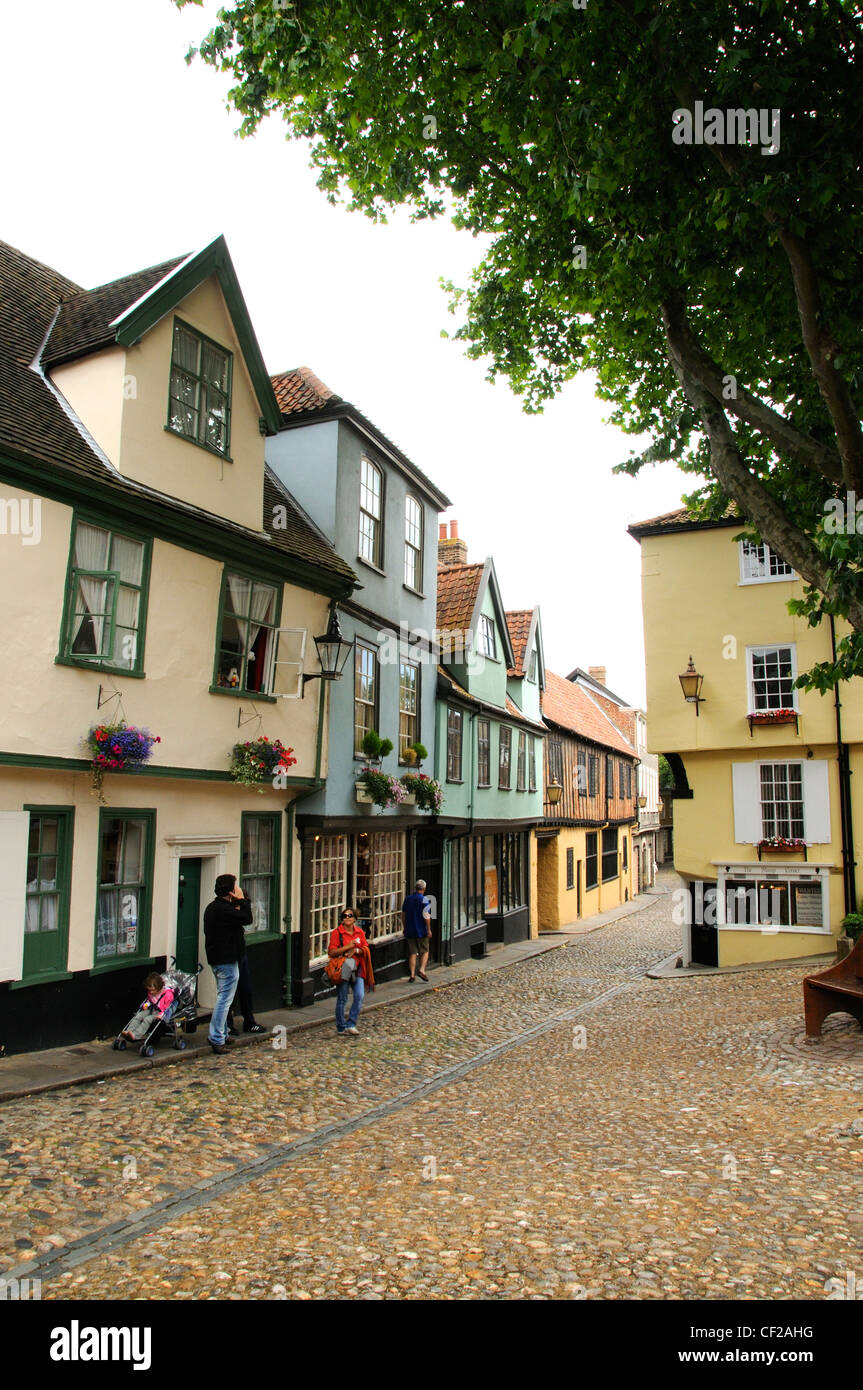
[328, 907, 374, 1036]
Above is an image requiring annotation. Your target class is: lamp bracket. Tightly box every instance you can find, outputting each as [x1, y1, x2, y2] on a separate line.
[237, 706, 264, 730]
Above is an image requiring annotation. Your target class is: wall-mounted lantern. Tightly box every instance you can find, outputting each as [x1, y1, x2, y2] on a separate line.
[678, 656, 705, 715]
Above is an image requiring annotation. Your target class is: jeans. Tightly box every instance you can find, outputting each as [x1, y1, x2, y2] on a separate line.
[335, 975, 365, 1031]
[209, 962, 239, 1044]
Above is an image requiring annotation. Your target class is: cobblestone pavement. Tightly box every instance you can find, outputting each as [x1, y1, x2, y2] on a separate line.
[2, 882, 862, 1300]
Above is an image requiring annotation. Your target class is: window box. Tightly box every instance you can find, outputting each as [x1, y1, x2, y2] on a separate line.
[748, 709, 798, 735]
[757, 837, 808, 861]
[356, 785, 374, 805]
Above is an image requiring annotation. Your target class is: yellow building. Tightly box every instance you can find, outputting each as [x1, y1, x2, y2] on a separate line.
[629, 508, 862, 967]
[0, 236, 356, 1054]
[538, 670, 637, 928]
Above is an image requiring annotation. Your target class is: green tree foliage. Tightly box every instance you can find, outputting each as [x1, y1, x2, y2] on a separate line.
[176, 0, 863, 686]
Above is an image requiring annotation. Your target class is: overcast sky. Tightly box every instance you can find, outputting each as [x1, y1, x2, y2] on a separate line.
[1, 0, 694, 707]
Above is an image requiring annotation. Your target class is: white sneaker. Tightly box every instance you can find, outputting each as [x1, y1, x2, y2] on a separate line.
[346, 1025, 360, 1035]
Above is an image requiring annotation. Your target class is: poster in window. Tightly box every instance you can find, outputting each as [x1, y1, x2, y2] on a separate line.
[484, 867, 499, 913]
[794, 883, 823, 926]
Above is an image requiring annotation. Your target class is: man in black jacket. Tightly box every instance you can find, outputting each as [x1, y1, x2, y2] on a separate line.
[204, 873, 252, 1055]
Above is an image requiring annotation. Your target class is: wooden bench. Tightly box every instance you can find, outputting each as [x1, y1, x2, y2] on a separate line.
[803, 934, 863, 1038]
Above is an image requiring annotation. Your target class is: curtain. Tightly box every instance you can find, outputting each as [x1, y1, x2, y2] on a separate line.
[72, 524, 110, 654]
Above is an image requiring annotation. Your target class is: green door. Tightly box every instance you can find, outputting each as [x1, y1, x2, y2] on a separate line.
[23, 810, 73, 980]
[176, 858, 202, 974]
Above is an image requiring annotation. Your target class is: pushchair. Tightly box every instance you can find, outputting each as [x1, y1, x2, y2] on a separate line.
[112, 961, 203, 1058]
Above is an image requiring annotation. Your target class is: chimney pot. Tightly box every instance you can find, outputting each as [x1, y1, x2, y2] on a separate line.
[439, 523, 447, 541]
[450, 520, 459, 539]
[588, 665, 608, 689]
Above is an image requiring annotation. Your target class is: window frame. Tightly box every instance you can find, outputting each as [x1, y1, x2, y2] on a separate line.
[601, 827, 618, 883]
[479, 614, 497, 659]
[738, 539, 796, 585]
[398, 658, 421, 763]
[528, 735, 537, 792]
[516, 731, 527, 791]
[548, 738, 563, 787]
[166, 318, 233, 460]
[446, 706, 464, 783]
[585, 831, 598, 890]
[91, 808, 156, 972]
[498, 725, 512, 790]
[477, 718, 491, 788]
[747, 644, 798, 713]
[588, 753, 598, 798]
[240, 811, 282, 943]
[57, 515, 151, 678]
[605, 757, 614, 799]
[759, 761, 805, 841]
[404, 494, 424, 592]
[566, 846, 575, 891]
[211, 567, 283, 700]
[354, 638, 380, 757]
[358, 457, 384, 570]
[16, 806, 75, 989]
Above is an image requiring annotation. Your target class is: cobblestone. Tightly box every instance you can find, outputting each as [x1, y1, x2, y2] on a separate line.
[2, 882, 862, 1300]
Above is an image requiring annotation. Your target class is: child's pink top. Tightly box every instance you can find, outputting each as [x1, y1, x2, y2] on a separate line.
[145, 986, 175, 1015]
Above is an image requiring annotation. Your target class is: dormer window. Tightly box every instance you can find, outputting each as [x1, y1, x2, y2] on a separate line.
[479, 614, 496, 658]
[359, 458, 383, 568]
[404, 495, 423, 590]
[168, 321, 232, 457]
[739, 540, 795, 584]
[527, 648, 537, 682]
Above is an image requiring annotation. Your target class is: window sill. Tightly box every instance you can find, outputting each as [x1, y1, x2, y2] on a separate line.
[209, 685, 277, 704]
[356, 555, 386, 577]
[446, 778, 464, 785]
[402, 583, 426, 599]
[737, 576, 797, 586]
[9, 969, 73, 991]
[244, 931, 283, 946]
[164, 426, 233, 464]
[55, 655, 145, 680]
[89, 955, 156, 977]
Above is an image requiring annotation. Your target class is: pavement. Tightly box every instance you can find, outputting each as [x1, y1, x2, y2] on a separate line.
[2, 871, 862, 1301]
[0, 884, 671, 1104]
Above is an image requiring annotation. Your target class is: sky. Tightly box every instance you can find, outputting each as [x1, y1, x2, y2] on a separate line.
[1, 0, 693, 707]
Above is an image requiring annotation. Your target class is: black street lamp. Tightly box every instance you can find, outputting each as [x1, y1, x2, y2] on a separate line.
[302, 609, 352, 695]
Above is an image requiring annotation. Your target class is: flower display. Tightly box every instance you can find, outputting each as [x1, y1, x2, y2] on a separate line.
[757, 836, 806, 850]
[230, 736, 297, 791]
[748, 708, 797, 721]
[358, 768, 408, 810]
[86, 722, 160, 802]
[401, 772, 444, 813]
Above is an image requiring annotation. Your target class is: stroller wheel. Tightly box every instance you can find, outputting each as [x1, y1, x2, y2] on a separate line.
[140, 1044, 155, 1058]
[111, 1038, 119, 1050]
[174, 1039, 187, 1051]
[116, 1038, 128, 1051]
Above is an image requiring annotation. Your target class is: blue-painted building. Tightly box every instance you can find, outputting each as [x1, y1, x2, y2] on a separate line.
[266, 368, 450, 1001]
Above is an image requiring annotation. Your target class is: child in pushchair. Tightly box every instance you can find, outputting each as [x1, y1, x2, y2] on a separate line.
[112, 964, 200, 1058]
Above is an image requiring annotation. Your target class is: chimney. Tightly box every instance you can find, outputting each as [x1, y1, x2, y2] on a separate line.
[588, 665, 607, 689]
[438, 518, 468, 568]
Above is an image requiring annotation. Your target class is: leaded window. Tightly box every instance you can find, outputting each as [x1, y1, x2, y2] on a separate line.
[499, 726, 512, 789]
[446, 707, 463, 781]
[168, 321, 232, 455]
[62, 520, 148, 672]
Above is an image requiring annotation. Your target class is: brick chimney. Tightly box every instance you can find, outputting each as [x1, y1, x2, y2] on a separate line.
[438, 519, 468, 568]
[588, 665, 607, 689]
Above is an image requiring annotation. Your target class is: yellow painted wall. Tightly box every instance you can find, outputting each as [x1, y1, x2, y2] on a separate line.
[0, 766, 299, 993]
[0, 492, 329, 780]
[51, 347, 126, 467]
[640, 522, 863, 964]
[536, 825, 635, 930]
[49, 277, 267, 533]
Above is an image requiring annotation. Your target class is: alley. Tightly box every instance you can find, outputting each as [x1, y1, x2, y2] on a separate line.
[1, 882, 861, 1301]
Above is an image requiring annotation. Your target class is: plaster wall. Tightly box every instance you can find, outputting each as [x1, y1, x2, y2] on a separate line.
[51, 347, 126, 466]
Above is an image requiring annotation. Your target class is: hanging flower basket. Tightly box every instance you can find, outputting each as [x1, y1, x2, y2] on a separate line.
[401, 773, 444, 814]
[230, 736, 297, 792]
[86, 722, 160, 803]
[357, 768, 408, 811]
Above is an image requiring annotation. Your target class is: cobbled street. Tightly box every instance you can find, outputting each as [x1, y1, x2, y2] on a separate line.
[2, 879, 862, 1301]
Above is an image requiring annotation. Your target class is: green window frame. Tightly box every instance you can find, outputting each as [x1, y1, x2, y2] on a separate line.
[528, 735, 537, 792]
[212, 569, 282, 698]
[477, 718, 491, 787]
[516, 731, 526, 791]
[446, 707, 463, 782]
[167, 319, 233, 458]
[93, 809, 156, 969]
[498, 726, 512, 789]
[16, 806, 75, 988]
[58, 516, 151, 676]
[240, 812, 282, 940]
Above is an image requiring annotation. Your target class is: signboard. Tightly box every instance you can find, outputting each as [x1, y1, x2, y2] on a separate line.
[484, 867, 499, 913]
[794, 884, 823, 927]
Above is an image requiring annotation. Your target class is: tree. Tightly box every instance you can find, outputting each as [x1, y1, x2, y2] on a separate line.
[176, 0, 863, 687]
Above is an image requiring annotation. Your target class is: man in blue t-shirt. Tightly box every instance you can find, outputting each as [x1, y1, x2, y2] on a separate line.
[402, 878, 431, 983]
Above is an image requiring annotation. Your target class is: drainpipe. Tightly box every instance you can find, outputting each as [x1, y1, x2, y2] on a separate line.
[282, 679, 330, 1005]
[829, 616, 857, 915]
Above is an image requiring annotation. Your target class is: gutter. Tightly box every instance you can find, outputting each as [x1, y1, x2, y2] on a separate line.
[829, 616, 857, 916]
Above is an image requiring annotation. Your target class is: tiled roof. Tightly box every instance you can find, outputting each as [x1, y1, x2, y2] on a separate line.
[263, 468, 356, 582]
[628, 502, 741, 537]
[542, 669, 635, 756]
[439, 668, 546, 732]
[42, 255, 188, 368]
[505, 609, 533, 676]
[0, 239, 356, 590]
[589, 691, 636, 744]
[271, 366, 340, 416]
[271, 366, 452, 509]
[566, 666, 631, 708]
[436, 562, 484, 634]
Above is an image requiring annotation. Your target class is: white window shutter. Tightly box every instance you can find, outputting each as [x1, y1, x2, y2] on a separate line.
[732, 763, 761, 843]
[271, 627, 307, 699]
[802, 761, 831, 843]
[0, 812, 30, 982]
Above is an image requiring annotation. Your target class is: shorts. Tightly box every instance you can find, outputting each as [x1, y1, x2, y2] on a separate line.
[405, 935, 428, 955]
